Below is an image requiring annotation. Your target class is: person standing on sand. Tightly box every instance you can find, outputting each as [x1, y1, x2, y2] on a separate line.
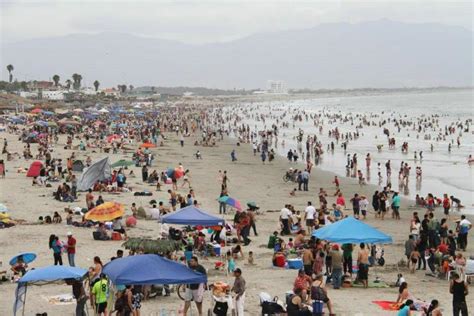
[232, 268, 246, 316]
[184, 257, 207, 316]
[304, 202, 316, 234]
[357, 243, 369, 288]
[231, 149, 237, 162]
[450, 272, 469, 316]
[86, 189, 94, 209]
[66, 232, 76, 267]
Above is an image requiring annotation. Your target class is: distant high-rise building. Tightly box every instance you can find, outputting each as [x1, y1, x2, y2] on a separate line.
[266, 80, 287, 94]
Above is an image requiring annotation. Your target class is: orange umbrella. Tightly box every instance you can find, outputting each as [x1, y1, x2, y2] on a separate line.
[85, 202, 125, 222]
[140, 142, 156, 148]
[31, 108, 42, 114]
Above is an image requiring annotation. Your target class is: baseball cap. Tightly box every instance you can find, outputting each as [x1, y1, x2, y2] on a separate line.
[67, 232, 72, 236]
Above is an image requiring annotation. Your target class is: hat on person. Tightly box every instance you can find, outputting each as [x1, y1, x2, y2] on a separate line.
[67, 232, 72, 236]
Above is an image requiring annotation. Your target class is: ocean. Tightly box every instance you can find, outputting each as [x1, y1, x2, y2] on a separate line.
[225, 89, 474, 212]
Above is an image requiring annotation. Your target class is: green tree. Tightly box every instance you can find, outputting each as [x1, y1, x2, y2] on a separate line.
[93, 80, 100, 91]
[6, 64, 14, 83]
[72, 73, 82, 90]
[65, 79, 72, 89]
[129, 84, 134, 91]
[120, 85, 127, 93]
[52, 74, 60, 87]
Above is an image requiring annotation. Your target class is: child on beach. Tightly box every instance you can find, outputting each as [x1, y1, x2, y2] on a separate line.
[226, 250, 235, 273]
[290, 188, 296, 196]
[247, 251, 255, 265]
[333, 176, 339, 188]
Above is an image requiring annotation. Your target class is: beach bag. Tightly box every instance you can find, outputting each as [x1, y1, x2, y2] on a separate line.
[213, 301, 228, 316]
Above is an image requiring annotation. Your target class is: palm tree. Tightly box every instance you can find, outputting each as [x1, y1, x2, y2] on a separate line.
[120, 85, 127, 93]
[93, 80, 100, 91]
[129, 85, 134, 91]
[72, 73, 82, 90]
[65, 79, 72, 89]
[52, 75, 60, 87]
[6, 64, 14, 83]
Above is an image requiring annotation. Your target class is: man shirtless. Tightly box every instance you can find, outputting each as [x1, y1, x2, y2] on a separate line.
[357, 243, 370, 288]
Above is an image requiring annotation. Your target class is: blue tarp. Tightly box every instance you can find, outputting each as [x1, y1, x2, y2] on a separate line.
[19, 266, 87, 284]
[161, 205, 224, 226]
[103, 254, 207, 285]
[312, 216, 392, 244]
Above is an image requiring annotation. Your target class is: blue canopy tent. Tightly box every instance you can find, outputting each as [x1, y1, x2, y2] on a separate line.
[103, 254, 207, 285]
[14, 266, 88, 315]
[312, 216, 392, 244]
[160, 205, 225, 226]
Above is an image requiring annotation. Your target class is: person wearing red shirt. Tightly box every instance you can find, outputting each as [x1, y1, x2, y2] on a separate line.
[67, 232, 77, 267]
[442, 194, 451, 218]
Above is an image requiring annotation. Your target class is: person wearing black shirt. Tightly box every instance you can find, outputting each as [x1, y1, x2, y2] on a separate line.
[66, 279, 87, 316]
[450, 272, 469, 316]
[184, 256, 207, 316]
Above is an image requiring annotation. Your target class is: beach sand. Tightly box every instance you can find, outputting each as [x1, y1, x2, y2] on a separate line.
[0, 127, 472, 315]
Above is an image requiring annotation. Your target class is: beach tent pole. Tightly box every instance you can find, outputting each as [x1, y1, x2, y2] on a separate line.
[22, 285, 27, 316]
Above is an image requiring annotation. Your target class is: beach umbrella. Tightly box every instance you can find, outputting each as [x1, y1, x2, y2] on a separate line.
[35, 120, 48, 127]
[59, 119, 80, 126]
[218, 196, 242, 211]
[73, 108, 84, 113]
[140, 142, 156, 148]
[107, 134, 121, 143]
[9, 252, 37, 265]
[47, 121, 58, 128]
[42, 111, 54, 116]
[117, 123, 127, 128]
[98, 108, 109, 113]
[166, 167, 175, 178]
[31, 108, 42, 114]
[111, 160, 134, 168]
[174, 167, 184, 179]
[85, 202, 125, 222]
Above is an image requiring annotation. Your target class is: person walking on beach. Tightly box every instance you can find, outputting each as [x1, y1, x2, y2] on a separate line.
[302, 169, 309, 191]
[458, 215, 472, 251]
[232, 268, 246, 316]
[304, 202, 316, 234]
[280, 205, 292, 235]
[66, 232, 76, 267]
[450, 272, 469, 316]
[184, 257, 207, 316]
[231, 149, 237, 162]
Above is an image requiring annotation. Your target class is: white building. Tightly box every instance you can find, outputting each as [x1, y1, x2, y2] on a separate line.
[42, 90, 65, 100]
[267, 80, 288, 94]
[19, 91, 38, 99]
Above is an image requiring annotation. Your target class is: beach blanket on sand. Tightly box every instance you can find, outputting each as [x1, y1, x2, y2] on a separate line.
[372, 301, 399, 311]
[352, 281, 389, 288]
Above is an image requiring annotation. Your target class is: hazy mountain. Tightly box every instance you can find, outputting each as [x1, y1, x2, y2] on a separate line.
[2, 20, 472, 89]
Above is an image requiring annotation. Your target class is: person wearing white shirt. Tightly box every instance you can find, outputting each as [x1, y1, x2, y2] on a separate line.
[359, 196, 369, 219]
[149, 204, 160, 220]
[304, 202, 317, 233]
[459, 215, 472, 251]
[280, 205, 292, 235]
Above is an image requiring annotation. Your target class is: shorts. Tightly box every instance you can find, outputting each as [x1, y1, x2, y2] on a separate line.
[393, 207, 400, 216]
[358, 264, 369, 280]
[185, 285, 204, 303]
[361, 209, 367, 216]
[444, 207, 450, 215]
[306, 219, 314, 227]
[171, 198, 177, 206]
[353, 209, 360, 216]
[96, 302, 107, 313]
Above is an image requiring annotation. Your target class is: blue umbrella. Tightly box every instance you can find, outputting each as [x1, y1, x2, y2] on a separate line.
[42, 111, 55, 116]
[19, 265, 87, 284]
[35, 120, 48, 127]
[103, 254, 207, 285]
[9, 252, 37, 265]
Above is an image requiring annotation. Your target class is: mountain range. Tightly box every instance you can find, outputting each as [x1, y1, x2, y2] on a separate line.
[2, 20, 472, 89]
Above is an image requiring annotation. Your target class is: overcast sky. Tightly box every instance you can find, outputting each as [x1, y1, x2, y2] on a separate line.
[1, 0, 472, 44]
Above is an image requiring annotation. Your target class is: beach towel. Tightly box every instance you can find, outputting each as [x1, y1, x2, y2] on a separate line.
[372, 301, 399, 311]
[352, 280, 389, 288]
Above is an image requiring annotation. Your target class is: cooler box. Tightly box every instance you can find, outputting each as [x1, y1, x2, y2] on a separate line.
[112, 232, 122, 240]
[213, 244, 221, 256]
[287, 259, 303, 270]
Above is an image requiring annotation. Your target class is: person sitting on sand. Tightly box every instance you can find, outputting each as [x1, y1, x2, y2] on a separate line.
[11, 256, 28, 276]
[272, 250, 286, 268]
[53, 211, 62, 224]
[96, 223, 110, 240]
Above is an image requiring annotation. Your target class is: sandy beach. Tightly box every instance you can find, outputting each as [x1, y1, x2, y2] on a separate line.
[0, 114, 472, 316]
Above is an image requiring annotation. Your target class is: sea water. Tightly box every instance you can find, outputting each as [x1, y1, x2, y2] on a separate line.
[226, 89, 474, 211]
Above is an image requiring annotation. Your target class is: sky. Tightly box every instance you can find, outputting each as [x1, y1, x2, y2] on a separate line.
[1, 0, 473, 44]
